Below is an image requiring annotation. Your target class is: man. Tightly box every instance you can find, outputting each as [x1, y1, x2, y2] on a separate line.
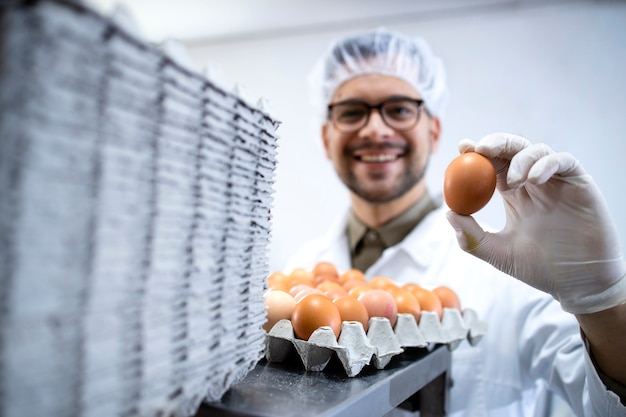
[286, 27, 626, 415]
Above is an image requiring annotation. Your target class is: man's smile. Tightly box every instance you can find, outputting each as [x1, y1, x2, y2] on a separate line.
[356, 153, 402, 163]
[350, 144, 406, 164]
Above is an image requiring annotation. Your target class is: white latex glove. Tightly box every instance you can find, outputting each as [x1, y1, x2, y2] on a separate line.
[446, 132, 626, 314]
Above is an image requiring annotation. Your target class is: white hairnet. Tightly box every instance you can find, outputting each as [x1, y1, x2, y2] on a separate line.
[308, 27, 449, 122]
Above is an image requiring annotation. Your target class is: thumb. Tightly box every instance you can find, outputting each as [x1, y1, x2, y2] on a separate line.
[445, 211, 497, 261]
[446, 211, 531, 284]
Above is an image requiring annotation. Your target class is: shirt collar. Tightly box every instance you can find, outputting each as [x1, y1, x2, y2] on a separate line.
[347, 192, 438, 253]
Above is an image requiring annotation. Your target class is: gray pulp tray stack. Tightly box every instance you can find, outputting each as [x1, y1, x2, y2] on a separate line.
[0, 1, 280, 416]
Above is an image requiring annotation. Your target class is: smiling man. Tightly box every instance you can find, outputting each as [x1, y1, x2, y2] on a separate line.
[285, 27, 626, 416]
[323, 75, 437, 223]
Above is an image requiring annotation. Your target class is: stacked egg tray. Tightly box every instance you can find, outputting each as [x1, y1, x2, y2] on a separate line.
[0, 1, 279, 417]
[265, 308, 487, 377]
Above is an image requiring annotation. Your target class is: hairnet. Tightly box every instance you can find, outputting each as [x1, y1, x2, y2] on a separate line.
[308, 27, 449, 122]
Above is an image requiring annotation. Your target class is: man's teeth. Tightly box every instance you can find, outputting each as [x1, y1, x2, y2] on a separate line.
[360, 154, 397, 162]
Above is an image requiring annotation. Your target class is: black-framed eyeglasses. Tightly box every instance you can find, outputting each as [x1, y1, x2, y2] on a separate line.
[327, 97, 425, 133]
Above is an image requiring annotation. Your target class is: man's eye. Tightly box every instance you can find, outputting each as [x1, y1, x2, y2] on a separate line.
[385, 104, 416, 119]
[337, 108, 366, 121]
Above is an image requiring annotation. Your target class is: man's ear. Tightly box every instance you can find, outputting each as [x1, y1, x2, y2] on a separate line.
[429, 116, 442, 154]
[321, 123, 332, 159]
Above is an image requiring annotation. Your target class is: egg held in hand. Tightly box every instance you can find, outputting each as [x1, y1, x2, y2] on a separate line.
[443, 151, 496, 216]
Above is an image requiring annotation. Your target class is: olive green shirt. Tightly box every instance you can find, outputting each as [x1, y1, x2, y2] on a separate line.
[347, 193, 438, 272]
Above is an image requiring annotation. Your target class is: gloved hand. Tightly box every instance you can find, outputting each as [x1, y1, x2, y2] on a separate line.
[445, 132, 626, 314]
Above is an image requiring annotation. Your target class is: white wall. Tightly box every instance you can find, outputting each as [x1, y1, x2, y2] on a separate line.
[185, 2, 626, 273]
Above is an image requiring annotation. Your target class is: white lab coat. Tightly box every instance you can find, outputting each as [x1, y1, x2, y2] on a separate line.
[285, 201, 626, 416]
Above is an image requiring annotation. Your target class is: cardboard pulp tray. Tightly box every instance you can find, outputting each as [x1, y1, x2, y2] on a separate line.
[264, 308, 487, 377]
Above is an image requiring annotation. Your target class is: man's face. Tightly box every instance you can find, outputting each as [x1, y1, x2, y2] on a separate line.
[322, 74, 440, 204]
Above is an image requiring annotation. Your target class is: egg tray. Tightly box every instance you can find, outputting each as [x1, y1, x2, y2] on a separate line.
[264, 308, 487, 377]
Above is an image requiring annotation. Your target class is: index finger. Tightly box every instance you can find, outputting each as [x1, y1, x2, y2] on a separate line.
[474, 132, 533, 159]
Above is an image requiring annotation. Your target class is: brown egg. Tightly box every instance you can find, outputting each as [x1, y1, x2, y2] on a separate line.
[288, 268, 315, 287]
[405, 285, 443, 319]
[263, 290, 296, 332]
[367, 276, 397, 290]
[293, 287, 324, 302]
[267, 271, 290, 291]
[443, 152, 496, 216]
[433, 285, 462, 311]
[348, 285, 371, 299]
[358, 289, 398, 327]
[314, 272, 340, 286]
[316, 280, 346, 295]
[342, 278, 367, 292]
[312, 261, 339, 279]
[332, 295, 370, 332]
[288, 283, 314, 297]
[339, 268, 366, 284]
[291, 294, 342, 340]
[387, 287, 421, 324]
[324, 288, 349, 301]
[402, 283, 422, 294]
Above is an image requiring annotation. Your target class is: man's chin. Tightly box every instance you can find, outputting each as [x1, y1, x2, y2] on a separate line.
[352, 187, 402, 204]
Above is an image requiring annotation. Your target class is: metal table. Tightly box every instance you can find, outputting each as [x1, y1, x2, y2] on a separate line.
[196, 345, 451, 417]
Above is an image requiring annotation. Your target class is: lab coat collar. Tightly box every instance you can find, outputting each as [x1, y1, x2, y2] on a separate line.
[381, 202, 451, 270]
[316, 211, 354, 272]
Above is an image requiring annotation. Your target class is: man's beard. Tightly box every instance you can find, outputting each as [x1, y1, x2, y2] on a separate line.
[344, 155, 430, 204]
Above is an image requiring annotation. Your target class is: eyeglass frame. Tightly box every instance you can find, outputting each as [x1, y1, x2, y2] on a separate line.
[327, 96, 426, 133]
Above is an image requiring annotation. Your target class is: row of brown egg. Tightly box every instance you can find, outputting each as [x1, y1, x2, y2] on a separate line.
[263, 261, 462, 341]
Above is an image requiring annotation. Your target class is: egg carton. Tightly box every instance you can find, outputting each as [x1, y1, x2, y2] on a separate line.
[0, 0, 280, 415]
[265, 308, 487, 377]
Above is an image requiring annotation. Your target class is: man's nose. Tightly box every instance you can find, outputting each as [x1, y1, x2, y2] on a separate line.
[359, 109, 393, 138]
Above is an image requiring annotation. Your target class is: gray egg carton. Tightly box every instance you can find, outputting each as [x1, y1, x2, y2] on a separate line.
[0, 0, 279, 416]
[265, 308, 487, 377]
